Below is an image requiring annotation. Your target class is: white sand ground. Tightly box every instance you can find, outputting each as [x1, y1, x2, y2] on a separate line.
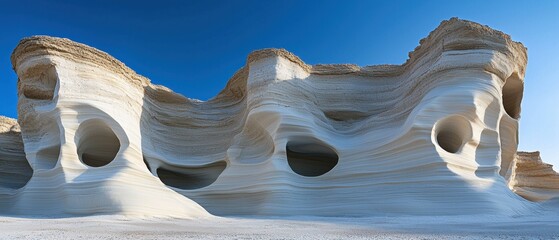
[1, 213, 558, 240]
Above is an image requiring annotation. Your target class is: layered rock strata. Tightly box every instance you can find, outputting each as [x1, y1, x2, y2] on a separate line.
[510, 152, 559, 202]
[0, 117, 32, 191]
[0, 18, 549, 217]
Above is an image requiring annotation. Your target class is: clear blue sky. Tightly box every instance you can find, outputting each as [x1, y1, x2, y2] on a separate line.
[1, 1, 558, 168]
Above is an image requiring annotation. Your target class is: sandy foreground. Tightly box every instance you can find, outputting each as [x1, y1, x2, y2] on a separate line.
[1, 213, 558, 240]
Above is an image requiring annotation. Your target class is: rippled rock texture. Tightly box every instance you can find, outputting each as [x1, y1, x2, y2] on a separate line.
[1, 18, 555, 217]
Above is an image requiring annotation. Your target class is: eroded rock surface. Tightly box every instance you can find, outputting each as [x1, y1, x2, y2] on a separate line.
[0, 18, 555, 217]
[0, 117, 32, 190]
[510, 151, 559, 202]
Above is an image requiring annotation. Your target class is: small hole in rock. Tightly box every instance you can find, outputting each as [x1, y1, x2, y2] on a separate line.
[157, 161, 226, 190]
[286, 139, 338, 177]
[434, 116, 472, 154]
[35, 123, 62, 170]
[437, 130, 463, 153]
[21, 65, 58, 100]
[76, 119, 121, 167]
[502, 73, 523, 119]
[36, 145, 61, 169]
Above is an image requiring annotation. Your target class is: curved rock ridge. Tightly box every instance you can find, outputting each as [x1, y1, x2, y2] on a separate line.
[0, 17, 542, 217]
[510, 152, 559, 202]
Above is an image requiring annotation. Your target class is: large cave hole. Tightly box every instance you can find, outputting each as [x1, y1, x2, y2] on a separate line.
[156, 161, 226, 190]
[21, 65, 58, 100]
[434, 115, 472, 154]
[76, 119, 121, 167]
[286, 139, 339, 177]
[502, 73, 523, 119]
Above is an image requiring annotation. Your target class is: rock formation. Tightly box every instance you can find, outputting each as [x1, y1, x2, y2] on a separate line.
[0, 17, 556, 217]
[0, 117, 32, 191]
[510, 152, 559, 201]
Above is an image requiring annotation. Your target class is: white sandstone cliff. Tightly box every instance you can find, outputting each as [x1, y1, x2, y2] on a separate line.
[0, 18, 554, 217]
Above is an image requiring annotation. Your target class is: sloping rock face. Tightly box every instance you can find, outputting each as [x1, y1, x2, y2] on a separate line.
[0, 117, 32, 191]
[0, 18, 543, 217]
[510, 152, 559, 202]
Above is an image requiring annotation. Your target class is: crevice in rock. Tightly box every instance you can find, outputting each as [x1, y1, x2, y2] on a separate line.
[323, 110, 369, 122]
